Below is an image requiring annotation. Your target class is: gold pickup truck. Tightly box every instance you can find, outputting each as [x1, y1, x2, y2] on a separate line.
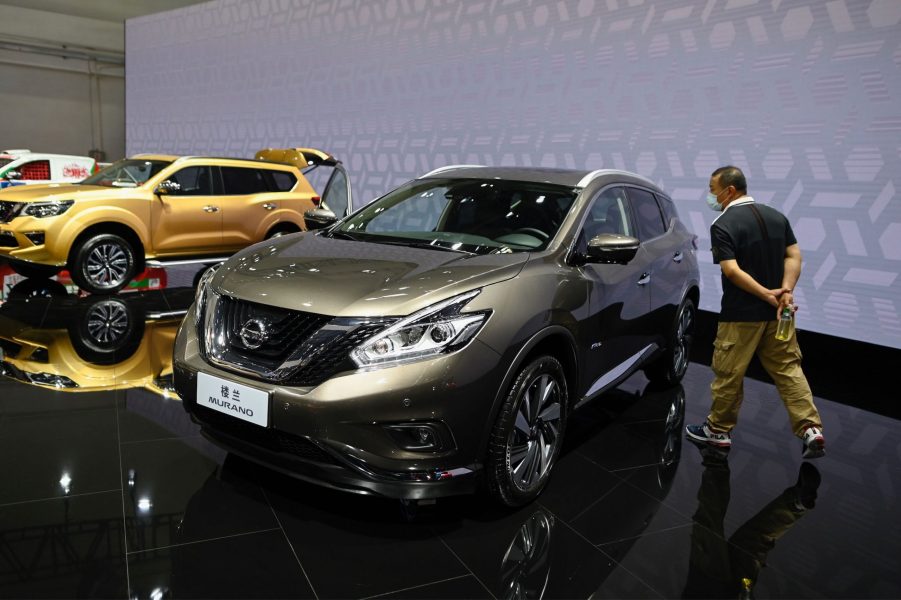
[0, 148, 352, 294]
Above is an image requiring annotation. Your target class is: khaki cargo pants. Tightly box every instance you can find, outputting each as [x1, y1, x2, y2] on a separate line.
[708, 321, 822, 437]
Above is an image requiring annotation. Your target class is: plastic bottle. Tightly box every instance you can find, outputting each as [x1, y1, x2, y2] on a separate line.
[775, 306, 793, 341]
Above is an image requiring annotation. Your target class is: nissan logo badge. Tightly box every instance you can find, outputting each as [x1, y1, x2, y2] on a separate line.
[239, 318, 269, 349]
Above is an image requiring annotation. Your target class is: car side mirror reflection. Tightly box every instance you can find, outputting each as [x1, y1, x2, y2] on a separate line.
[3, 170, 21, 180]
[304, 207, 338, 230]
[155, 180, 180, 195]
[585, 234, 640, 264]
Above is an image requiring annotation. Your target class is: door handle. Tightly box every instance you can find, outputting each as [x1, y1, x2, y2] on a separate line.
[637, 272, 651, 286]
[262, 203, 276, 211]
[203, 205, 219, 213]
[673, 251, 683, 263]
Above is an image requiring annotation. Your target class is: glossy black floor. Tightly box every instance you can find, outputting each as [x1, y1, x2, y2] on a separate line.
[1, 268, 899, 599]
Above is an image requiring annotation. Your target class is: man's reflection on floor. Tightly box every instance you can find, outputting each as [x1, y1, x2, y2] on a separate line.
[682, 446, 822, 599]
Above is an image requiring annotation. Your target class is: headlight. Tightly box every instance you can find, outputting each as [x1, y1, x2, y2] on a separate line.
[194, 264, 220, 322]
[23, 200, 74, 218]
[351, 290, 490, 367]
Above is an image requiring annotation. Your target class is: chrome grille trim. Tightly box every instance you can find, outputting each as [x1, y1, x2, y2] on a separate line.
[201, 291, 396, 386]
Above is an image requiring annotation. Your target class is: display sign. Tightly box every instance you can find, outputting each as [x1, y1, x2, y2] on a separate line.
[196, 371, 269, 427]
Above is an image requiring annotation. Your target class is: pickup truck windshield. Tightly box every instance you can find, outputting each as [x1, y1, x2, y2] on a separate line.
[81, 159, 171, 187]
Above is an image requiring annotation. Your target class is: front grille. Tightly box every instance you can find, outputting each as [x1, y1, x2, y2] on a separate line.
[205, 294, 396, 387]
[219, 295, 330, 372]
[0, 201, 21, 224]
[193, 404, 339, 465]
[286, 322, 387, 386]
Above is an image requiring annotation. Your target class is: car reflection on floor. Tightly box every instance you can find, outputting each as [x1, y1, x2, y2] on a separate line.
[0, 275, 194, 396]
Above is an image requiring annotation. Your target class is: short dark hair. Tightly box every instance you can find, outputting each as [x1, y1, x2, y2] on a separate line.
[711, 166, 747, 194]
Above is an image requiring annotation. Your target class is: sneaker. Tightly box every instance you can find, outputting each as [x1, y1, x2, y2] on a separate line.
[789, 462, 822, 511]
[685, 422, 732, 448]
[801, 426, 825, 459]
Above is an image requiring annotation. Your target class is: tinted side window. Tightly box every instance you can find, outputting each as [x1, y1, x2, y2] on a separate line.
[268, 170, 296, 192]
[221, 167, 269, 195]
[627, 188, 666, 240]
[583, 186, 633, 240]
[655, 194, 677, 227]
[168, 166, 212, 196]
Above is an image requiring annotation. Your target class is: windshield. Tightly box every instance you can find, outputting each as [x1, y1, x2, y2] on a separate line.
[80, 159, 171, 187]
[331, 178, 577, 254]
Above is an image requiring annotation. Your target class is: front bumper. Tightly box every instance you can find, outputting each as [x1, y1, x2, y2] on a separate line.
[0, 226, 65, 266]
[173, 309, 505, 499]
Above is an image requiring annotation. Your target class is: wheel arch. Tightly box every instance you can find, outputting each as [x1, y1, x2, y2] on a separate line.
[480, 326, 580, 456]
[67, 222, 146, 274]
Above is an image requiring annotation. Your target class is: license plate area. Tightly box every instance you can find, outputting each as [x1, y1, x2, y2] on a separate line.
[196, 372, 270, 427]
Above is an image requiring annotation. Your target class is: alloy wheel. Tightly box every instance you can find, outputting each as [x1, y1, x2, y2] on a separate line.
[86, 242, 130, 287]
[508, 373, 564, 493]
[86, 300, 130, 346]
[673, 303, 693, 377]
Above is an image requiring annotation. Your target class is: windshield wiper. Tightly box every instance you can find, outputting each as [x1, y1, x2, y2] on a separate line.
[372, 239, 476, 255]
[327, 230, 362, 241]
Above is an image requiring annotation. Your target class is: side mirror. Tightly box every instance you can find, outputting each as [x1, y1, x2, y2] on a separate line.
[155, 180, 180, 195]
[3, 170, 21, 180]
[303, 207, 338, 230]
[585, 234, 640, 264]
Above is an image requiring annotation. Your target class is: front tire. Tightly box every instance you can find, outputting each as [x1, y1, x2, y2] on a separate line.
[644, 297, 695, 387]
[70, 233, 137, 295]
[487, 355, 568, 507]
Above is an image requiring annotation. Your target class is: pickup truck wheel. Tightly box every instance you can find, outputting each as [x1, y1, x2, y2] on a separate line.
[7, 259, 61, 279]
[70, 233, 137, 295]
[487, 355, 568, 507]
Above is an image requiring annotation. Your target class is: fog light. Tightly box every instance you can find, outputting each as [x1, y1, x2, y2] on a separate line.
[24, 231, 45, 245]
[384, 422, 454, 452]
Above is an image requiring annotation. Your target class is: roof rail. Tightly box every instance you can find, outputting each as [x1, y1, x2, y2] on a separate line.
[576, 169, 655, 188]
[420, 164, 485, 178]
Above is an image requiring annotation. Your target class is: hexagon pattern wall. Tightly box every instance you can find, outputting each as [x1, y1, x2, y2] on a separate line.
[126, 0, 901, 348]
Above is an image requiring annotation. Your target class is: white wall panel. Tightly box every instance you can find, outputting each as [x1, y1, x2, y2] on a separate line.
[126, 0, 901, 348]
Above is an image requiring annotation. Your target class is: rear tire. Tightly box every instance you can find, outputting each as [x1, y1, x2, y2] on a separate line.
[6, 259, 60, 279]
[487, 355, 568, 507]
[644, 297, 695, 387]
[70, 233, 137, 295]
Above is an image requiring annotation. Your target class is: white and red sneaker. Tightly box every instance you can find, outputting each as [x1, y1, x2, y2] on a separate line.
[801, 426, 826, 459]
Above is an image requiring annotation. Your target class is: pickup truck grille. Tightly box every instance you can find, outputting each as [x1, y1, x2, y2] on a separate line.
[0, 201, 22, 224]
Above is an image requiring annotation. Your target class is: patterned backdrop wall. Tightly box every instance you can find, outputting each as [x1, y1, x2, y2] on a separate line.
[126, 0, 901, 349]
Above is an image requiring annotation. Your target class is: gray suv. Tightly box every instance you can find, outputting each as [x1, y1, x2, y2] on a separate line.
[173, 166, 700, 506]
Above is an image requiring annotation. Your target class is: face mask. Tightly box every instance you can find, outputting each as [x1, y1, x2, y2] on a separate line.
[706, 192, 723, 212]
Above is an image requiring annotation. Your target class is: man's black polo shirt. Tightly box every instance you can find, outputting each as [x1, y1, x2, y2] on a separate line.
[710, 197, 797, 322]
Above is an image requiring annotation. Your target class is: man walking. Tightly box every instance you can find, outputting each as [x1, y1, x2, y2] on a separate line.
[686, 166, 825, 458]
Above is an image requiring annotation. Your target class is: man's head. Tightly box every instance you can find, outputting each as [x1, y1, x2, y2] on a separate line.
[707, 166, 747, 211]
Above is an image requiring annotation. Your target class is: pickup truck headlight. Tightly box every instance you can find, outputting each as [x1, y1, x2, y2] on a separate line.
[351, 290, 489, 367]
[23, 200, 74, 218]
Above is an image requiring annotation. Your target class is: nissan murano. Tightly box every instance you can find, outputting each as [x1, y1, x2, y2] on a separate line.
[173, 166, 700, 506]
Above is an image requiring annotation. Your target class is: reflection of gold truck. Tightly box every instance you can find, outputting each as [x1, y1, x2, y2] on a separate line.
[0, 290, 190, 395]
[0, 148, 351, 294]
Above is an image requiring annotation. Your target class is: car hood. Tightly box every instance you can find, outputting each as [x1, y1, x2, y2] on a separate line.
[213, 232, 529, 317]
[0, 183, 120, 201]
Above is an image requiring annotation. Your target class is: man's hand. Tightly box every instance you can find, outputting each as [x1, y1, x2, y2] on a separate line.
[776, 289, 798, 318]
[763, 287, 788, 308]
